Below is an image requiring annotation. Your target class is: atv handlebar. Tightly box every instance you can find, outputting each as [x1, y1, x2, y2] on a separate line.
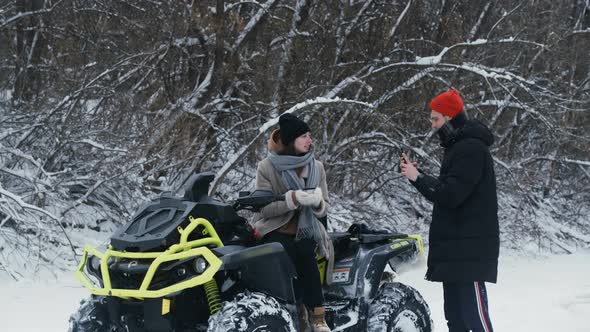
[232, 190, 285, 212]
[232, 188, 318, 212]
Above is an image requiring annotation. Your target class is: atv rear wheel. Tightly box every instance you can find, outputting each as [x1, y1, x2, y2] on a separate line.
[207, 292, 296, 332]
[367, 282, 433, 332]
[69, 296, 119, 332]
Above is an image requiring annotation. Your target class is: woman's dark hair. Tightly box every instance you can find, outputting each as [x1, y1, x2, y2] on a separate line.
[273, 129, 306, 156]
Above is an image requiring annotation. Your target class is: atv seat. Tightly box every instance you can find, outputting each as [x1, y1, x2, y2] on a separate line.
[212, 245, 247, 256]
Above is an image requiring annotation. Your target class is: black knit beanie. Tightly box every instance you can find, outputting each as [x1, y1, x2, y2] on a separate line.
[278, 113, 310, 146]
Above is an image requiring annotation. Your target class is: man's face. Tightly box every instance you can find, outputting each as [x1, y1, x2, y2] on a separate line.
[430, 110, 448, 129]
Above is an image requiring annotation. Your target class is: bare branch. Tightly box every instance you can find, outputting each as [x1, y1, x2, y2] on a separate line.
[233, 0, 279, 51]
[209, 97, 375, 195]
[387, 0, 412, 41]
[0, 0, 65, 29]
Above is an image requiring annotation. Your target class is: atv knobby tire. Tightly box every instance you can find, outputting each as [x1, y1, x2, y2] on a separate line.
[207, 292, 296, 332]
[69, 296, 119, 332]
[367, 282, 433, 332]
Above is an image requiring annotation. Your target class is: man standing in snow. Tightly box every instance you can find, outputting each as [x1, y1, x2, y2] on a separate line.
[400, 90, 499, 332]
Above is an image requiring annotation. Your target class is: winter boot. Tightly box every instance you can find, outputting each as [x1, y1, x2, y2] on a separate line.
[310, 307, 331, 332]
[298, 303, 312, 332]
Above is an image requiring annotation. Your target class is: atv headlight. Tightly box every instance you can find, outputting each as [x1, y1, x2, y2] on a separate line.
[85, 255, 104, 287]
[177, 267, 187, 277]
[88, 255, 101, 272]
[193, 257, 208, 274]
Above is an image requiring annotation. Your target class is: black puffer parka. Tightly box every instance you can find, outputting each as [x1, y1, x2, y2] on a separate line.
[412, 118, 499, 283]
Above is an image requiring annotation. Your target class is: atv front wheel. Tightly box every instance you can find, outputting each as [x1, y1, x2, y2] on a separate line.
[69, 296, 117, 332]
[207, 292, 296, 332]
[367, 282, 433, 332]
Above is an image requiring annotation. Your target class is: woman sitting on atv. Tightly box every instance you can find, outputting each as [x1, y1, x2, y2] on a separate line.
[251, 113, 332, 332]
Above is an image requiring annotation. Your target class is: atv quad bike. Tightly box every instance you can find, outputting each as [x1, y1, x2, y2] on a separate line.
[70, 172, 432, 332]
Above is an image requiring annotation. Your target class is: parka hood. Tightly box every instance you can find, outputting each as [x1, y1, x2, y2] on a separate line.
[440, 118, 495, 148]
[457, 120, 495, 147]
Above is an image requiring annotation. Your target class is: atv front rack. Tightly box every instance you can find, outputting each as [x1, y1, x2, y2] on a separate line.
[75, 216, 223, 300]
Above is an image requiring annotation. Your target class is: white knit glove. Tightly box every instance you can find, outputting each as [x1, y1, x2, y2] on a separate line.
[294, 187, 322, 208]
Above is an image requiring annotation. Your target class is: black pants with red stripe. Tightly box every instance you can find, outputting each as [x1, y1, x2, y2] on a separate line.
[443, 281, 494, 332]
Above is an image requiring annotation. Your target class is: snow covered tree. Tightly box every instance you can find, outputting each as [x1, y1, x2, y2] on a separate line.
[0, 0, 589, 277]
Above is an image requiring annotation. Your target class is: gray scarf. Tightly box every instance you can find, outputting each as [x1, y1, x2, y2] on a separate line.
[268, 150, 325, 252]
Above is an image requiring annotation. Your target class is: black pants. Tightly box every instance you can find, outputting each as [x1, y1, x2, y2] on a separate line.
[263, 231, 324, 309]
[443, 281, 494, 332]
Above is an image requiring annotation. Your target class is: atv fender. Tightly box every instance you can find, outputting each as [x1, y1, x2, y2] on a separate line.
[219, 242, 297, 303]
[356, 239, 418, 299]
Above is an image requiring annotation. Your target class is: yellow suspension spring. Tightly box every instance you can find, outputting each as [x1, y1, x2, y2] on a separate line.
[203, 279, 222, 315]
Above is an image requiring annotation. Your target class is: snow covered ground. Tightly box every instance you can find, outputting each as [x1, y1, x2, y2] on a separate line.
[1, 251, 589, 331]
[396, 250, 590, 332]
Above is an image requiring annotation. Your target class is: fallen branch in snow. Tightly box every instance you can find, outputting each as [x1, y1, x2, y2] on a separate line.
[0, 143, 50, 178]
[73, 140, 128, 153]
[0, 185, 77, 261]
[0, 261, 20, 282]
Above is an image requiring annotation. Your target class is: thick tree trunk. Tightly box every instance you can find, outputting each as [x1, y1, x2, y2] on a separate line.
[13, 0, 45, 102]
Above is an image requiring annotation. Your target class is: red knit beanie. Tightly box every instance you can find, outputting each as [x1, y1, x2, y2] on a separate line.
[429, 90, 464, 118]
